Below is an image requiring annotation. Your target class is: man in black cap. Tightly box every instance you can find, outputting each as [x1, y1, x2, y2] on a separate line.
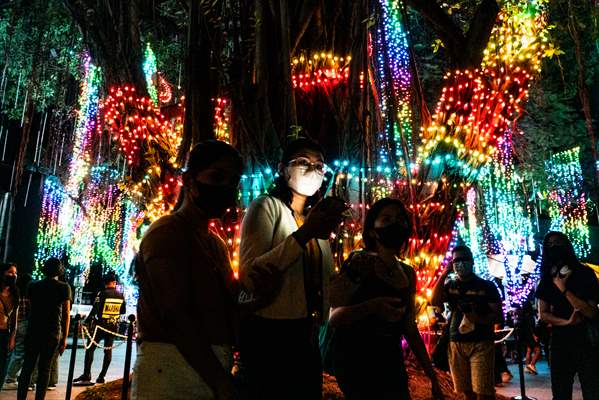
[17, 258, 71, 400]
[74, 271, 126, 384]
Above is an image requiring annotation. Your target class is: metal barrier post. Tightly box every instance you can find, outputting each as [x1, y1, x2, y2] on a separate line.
[121, 314, 136, 400]
[65, 314, 81, 400]
[511, 310, 537, 400]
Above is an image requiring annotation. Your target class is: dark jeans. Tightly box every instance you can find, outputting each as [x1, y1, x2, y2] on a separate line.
[0, 329, 10, 390]
[550, 335, 599, 400]
[83, 329, 114, 378]
[17, 335, 59, 400]
[333, 336, 410, 400]
[240, 316, 322, 400]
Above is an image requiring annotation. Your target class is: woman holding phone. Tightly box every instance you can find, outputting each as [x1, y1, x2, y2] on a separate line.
[239, 138, 346, 400]
[328, 198, 444, 400]
[536, 231, 599, 399]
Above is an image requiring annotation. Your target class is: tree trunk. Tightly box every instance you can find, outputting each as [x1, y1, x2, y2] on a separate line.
[63, 0, 147, 95]
[405, 0, 499, 69]
[567, 0, 598, 188]
[278, 0, 297, 135]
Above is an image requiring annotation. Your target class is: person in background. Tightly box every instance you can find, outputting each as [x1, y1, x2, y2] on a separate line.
[536, 231, 599, 399]
[521, 298, 541, 375]
[0, 263, 19, 390]
[328, 198, 444, 400]
[17, 258, 71, 400]
[239, 138, 346, 400]
[74, 271, 126, 384]
[133, 140, 243, 400]
[491, 278, 512, 387]
[431, 246, 502, 400]
[4, 273, 31, 390]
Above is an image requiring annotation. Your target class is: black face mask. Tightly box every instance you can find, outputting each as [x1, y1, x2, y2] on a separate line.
[3, 275, 16, 286]
[374, 223, 410, 249]
[193, 181, 238, 218]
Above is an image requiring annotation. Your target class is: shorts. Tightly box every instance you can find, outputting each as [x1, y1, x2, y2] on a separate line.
[131, 342, 233, 400]
[448, 340, 495, 396]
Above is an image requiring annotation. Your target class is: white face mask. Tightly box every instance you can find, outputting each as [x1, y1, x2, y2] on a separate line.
[286, 165, 324, 196]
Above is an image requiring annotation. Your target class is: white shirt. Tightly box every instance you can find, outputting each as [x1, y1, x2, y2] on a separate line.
[239, 195, 334, 320]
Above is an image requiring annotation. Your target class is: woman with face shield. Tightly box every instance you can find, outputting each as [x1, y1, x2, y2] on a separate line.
[238, 138, 346, 400]
[327, 198, 444, 400]
[536, 231, 599, 400]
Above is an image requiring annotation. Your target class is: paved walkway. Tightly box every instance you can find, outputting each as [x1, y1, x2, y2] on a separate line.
[0, 340, 136, 400]
[0, 345, 583, 400]
[496, 360, 582, 400]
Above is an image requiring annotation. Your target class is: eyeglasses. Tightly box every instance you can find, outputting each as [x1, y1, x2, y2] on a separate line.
[288, 157, 328, 175]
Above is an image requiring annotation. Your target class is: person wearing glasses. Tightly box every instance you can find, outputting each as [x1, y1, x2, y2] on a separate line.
[239, 138, 346, 400]
[431, 246, 501, 400]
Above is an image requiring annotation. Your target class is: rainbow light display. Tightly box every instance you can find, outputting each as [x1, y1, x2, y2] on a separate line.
[374, 0, 414, 166]
[545, 147, 591, 258]
[34, 1, 576, 311]
[35, 59, 142, 278]
[417, 0, 548, 173]
[466, 133, 539, 308]
[398, 0, 550, 296]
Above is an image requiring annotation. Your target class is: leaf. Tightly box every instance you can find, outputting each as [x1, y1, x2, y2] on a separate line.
[544, 43, 565, 59]
[432, 39, 445, 53]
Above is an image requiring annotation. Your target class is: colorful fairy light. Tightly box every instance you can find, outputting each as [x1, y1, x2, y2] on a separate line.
[65, 56, 101, 195]
[417, 0, 548, 174]
[473, 134, 538, 308]
[35, 1, 561, 318]
[143, 43, 159, 105]
[157, 73, 173, 104]
[214, 97, 231, 143]
[545, 147, 591, 258]
[36, 61, 142, 278]
[98, 85, 181, 166]
[291, 51, 351, 91]
[375, 0, 415, 164]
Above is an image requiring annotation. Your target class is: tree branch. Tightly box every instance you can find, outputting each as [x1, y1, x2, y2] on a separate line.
[404, 0, 466, 65]
[405, 0, 500, 69]
[463, 0, 500, 67]
[291, 0, 319, 55]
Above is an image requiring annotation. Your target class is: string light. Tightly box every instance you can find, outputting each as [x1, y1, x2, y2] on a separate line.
[143, 43, 159, 105]
[214, 97, 231, 144]
[375, 0, 415, 164]
[417, 0, 548, 174]
[545, 147, 591, 258]
[291, 51, 351, 91]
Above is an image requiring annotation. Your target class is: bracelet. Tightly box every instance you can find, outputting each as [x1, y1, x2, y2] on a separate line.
[562, 288, 568, 296]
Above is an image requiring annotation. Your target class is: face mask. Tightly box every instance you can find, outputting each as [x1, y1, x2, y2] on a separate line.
[453, 261, 473, 279]
[286, 166, 324, 197]
[3, 275, 16, 286]
[193, 181, 238, 218]
[374, 223, 409, 249]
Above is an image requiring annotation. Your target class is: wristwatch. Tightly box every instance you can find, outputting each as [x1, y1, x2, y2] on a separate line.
[562, 288, 568, 295]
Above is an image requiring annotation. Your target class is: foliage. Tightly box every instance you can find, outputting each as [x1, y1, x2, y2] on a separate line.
[0, 0, 83, 118]
[515, 0, 599, 198]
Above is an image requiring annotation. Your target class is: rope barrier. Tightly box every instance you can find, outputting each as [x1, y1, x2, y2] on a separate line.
[494, 327, 515, 344]
[81, 323, 133, 350]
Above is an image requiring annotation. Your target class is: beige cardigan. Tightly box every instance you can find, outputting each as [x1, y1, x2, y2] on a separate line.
[239, 195, 334, 320]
